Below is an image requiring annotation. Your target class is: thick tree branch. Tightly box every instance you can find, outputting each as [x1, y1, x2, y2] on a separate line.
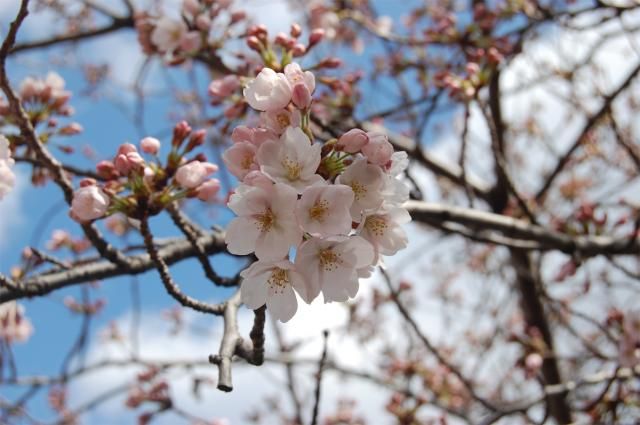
[0, 231, 228, 303]
[406, 200, 640, 256]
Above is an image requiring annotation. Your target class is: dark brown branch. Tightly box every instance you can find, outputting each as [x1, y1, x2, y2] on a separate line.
[167, 203, 238, 287]
[0, 231, 228, 303]
[10, 17, 135, 55]
[139, 216, 225, 315]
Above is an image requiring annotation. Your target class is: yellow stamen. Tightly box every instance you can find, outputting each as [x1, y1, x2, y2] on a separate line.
[365, 215, 387, 237]
[267, 268, 289, 294]
[255, 208, 275, 233]
[282, 156, 301, 181]
[318, 248, 342, 271]
[351, 181, 367, 201]
[309, 199, 329, 222]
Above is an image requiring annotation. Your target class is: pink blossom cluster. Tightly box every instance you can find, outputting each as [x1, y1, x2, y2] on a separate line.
[0, 72, 74, 119]
[135, 0, 246, 64]
[0, 301, 33, 343]
[70, 122, 221, 222]
[0, 135, 15, 200]
[223, 64, 411, 322]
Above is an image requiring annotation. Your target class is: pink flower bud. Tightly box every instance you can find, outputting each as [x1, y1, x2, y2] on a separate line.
[196, 179, 221, 202]
[319, 57, 342, 68]
[140, 137, 161, 155]
[291, 83, 311, 109]
[290, 23, 302, 38]
[96, 160, 118, 179]
[114, 150, 145, 175]
[208, 75, 240, 98]
[59, 123, 83, 135]
[173, 120, 192, 146]
[175, 160, 217, 189]
[230, 11, 246, 24]
[117, 143, 137, 156]
[195, 14, 211, 31]
[292, 43, 306, 57]
[337, 128, 368, 153]
[308, 28, 324, 47]
[274, 32, 289, 47]
[187, 129, 207, 150]
[247, 36, 262, 52]
[361, 132, 393, 165]
[70, 185, 110, 222]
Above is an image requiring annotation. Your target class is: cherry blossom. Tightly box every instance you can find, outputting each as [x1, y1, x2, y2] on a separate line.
[208, 75, 240, 98]
[0, 302, 33, 343]
[225, 183, 302, 260]
[151, 17, 188, 54]
[336, 157, 385, 221]
[358, 207, 411, 264]
[381, 151, 411, 207]
[257, 126, 323, 192]
[361, 131, 394, 165]
[295, 184, 354, 237]
[295, 236, 374, 303]
[260, 108, 301, 135]
[243, 68, 292, 112]
[195, 179, 221, 203]
[240, 259, 309, 322]
[70, 184, 110, 222]
[222, 142, 259, 180]
[140, 137, 161, 155]
[0, 135, 15, 200]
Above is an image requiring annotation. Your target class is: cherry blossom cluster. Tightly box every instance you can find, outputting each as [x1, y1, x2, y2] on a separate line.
[70, 122, 220, 222]
[223, 63, 411, 322]
[0, 135, 15, 200]
[135, 0, 247, 64]
[0, 72, 74, 119]
[0, 72, 81, 137]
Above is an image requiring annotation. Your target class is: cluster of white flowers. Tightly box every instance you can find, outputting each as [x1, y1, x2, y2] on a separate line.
[0, 135, 15, 200]
[223, 64, 411, 322]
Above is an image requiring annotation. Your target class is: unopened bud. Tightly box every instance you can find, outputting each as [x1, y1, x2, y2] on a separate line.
[290, 23, 302, 38]
[308, 28, 325, 47]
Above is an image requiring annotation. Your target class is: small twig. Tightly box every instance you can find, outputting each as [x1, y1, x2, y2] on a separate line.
[167, 203, 238, 287]
[139, 216, 224, 316]
[310, 330, 329, 425]
[380, 267, 498, 412]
